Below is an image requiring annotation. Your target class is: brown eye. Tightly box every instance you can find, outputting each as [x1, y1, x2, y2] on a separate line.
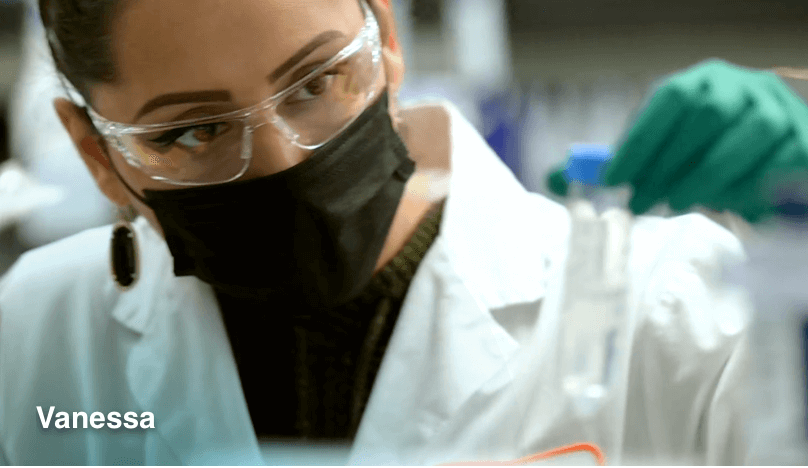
[191, 125, 219, 143]
[149, 123, 232, 149]
[304, 76, 329, 96]
[287, 72, 340, 104]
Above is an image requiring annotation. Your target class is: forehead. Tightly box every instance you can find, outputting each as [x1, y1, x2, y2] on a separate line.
[98, 0, 363, 121]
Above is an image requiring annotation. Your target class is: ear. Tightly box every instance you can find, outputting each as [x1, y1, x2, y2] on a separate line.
[369, 0, 405, 106]
[53, 98, 132, 208]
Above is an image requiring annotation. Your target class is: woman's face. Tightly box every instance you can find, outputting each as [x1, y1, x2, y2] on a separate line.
[72, 0, 400, 232]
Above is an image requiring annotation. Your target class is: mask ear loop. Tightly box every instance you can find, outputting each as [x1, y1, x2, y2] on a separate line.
[390, 90, 407, 138]
[81, 107, 150, 206]
[386, 82, 413, 158]
[76, 108, 144, 291]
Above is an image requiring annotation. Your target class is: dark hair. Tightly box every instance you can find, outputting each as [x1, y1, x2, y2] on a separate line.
[39, 0, 125, 104]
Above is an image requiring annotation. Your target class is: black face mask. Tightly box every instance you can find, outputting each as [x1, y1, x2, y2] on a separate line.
[111, 91, 416, 307]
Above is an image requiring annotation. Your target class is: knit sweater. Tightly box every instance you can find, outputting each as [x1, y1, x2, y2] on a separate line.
[214, 200, 445, 441]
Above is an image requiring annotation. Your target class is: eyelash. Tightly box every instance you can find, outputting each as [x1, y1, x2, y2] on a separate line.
[285, 71, 340, 104]
[148, 123, 223, 148]
[149, 128, 190, 147]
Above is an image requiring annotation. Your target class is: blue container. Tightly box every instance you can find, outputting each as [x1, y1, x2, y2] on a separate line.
[564, 144, 614, 186]
[479, 88, 529, 181]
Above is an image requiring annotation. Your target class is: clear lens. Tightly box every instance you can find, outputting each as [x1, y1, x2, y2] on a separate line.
[273, 35, 379, 148]
[118, 119, 248, 185]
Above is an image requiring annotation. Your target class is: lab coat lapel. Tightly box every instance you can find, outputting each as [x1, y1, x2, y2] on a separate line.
[112, 218, 264, 465]
[349, 246, 522, 465]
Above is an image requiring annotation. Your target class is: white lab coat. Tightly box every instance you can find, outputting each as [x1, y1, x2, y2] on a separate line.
[0, 100, 753, 465]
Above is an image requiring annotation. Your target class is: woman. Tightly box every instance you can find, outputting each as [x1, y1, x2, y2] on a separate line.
[2, 0, 808, 464]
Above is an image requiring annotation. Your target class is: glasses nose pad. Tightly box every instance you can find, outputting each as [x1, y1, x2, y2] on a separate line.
[250, 107, 297, 144]
[115, 137, 143, 168]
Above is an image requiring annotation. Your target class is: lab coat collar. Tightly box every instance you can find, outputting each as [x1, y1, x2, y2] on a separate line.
[109, 216, 170, 336]
[434, 98, 564, 309]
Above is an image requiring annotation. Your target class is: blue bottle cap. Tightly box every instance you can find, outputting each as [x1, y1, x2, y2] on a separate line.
[564, 144, 613, 186]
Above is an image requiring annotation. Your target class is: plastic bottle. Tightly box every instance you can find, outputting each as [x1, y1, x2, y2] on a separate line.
[723, 182, 808, 465]
[558, 144, 632, 417]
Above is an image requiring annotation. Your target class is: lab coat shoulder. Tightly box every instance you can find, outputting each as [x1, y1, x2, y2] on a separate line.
[629, 212, 748, 361]
[0, 215, 171, 336]
[0, 222, 154, 465]
[0, 223, 118, 315]
[623, 213, 751, 464]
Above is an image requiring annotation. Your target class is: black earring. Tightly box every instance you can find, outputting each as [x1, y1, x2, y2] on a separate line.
[110, 207, 139, 290]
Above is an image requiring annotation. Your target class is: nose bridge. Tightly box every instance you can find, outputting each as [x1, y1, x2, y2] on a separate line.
[248, 103, 279, 130]
[247, 119, 308, 176]
[248, 103, 300, 145]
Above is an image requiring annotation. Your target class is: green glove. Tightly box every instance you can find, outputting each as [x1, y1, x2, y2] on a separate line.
[547, 59, 808, 222]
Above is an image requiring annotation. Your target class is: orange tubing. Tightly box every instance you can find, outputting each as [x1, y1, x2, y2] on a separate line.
[439, 442, 607, 466]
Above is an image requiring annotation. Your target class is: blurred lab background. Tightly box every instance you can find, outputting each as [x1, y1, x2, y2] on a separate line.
[2, 0, 808, 464]
[2, 0, 808, 273]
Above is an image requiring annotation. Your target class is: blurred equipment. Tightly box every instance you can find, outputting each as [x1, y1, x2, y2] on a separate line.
[259, 440, 351, 465]
[398, 0, 485, 136]
[0, 104, 8, 166]
[724, 176, 808, 465]
[0, 0, 24, 106]
[402, 0, 520, 174]
[0, 161, 65, 232]
[478, 85, 529, 180]
[0, 0, 28, 278]
[445, 0, 511, 91]
[444, 0, 520, 175]
[521, 76, 646, 196]
[9, 0, 114, 248]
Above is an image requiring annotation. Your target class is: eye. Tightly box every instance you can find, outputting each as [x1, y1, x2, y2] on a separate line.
[148, 122, 232, 149]
[286, 71, 341, 104]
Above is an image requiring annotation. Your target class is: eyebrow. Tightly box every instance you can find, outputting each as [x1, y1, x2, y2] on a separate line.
[267, 30, 346, 83]
[133, 30, 347, 121]
[134, 91, 233, 121]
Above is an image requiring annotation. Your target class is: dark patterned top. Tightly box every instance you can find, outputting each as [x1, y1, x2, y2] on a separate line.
[214, 200, 445, 441]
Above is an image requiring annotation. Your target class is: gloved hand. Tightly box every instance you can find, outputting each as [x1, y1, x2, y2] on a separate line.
[547, 59, 808, 222]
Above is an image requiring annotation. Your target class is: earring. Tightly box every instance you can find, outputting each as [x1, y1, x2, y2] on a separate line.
[110, 206, 139, 290]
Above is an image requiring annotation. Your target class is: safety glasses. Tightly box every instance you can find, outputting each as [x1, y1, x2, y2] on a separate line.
[87, 0, 382, 186]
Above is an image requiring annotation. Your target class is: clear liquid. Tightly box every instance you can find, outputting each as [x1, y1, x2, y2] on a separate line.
[560, 288, 626, 416]
[561, 189, 631, 416]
